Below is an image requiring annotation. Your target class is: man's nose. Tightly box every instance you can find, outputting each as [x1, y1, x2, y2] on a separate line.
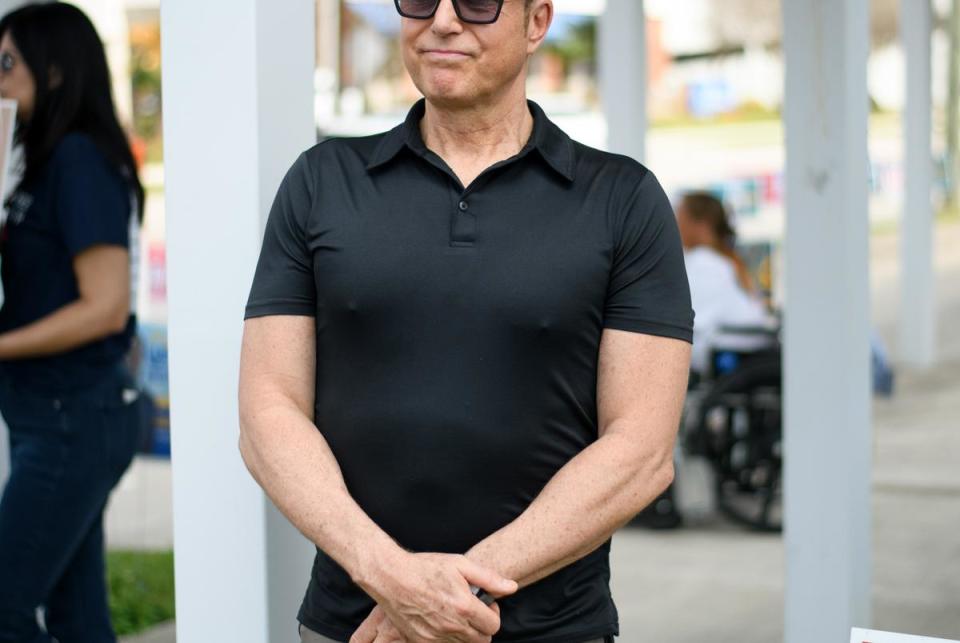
[431, 0, 464, 35]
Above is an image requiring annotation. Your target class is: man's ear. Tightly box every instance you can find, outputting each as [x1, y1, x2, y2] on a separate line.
[48, 65, 62, 89]
[526, 0, 553, 55]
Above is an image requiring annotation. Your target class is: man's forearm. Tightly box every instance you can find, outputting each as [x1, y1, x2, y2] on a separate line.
[238, 403, 401, 585]
[465, 422, 674, 589]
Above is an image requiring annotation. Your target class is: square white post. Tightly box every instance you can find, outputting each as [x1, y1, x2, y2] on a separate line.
[599, 0, 647, 162]
[900, 0, 936, 367]
[782, 1, 873, 641]
[161, 1, 316, 641]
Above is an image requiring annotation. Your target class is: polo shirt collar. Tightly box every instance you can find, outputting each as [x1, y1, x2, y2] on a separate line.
[524, 100, 576, 182]
[366, 98, 576, 182]
[365, 99, 426, 170]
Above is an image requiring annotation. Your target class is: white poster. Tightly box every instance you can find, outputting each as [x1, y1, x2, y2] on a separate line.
[852, 629, 959, 643]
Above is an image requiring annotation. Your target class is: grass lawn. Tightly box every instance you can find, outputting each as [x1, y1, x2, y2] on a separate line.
[107, 550, 175, 636]
[648, 111, 902, 149]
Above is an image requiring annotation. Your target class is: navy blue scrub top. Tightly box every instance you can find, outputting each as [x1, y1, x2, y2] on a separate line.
[0, 132, 137, 394]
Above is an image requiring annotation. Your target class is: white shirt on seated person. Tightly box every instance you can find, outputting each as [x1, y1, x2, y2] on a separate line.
[685, 245, 773, 374]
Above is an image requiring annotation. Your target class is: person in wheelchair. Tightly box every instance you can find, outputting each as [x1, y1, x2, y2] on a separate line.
[636, 193, 891, 531]
[676, 191, 775, 375]
[633, 192, 781, 530]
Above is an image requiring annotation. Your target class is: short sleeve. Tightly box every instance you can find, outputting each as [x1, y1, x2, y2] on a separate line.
[54, 139, 130, 257]
[603, 169, 694, 343]
[244, 152, 316, 319]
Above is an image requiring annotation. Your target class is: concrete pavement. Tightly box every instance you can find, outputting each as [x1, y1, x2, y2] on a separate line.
[610, 355, 960, 642]
[608, 221, 960, 642]
[120, 622, 177, 643]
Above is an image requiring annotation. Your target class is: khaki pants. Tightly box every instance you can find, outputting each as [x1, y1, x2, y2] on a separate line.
[299, 624, 340, 642]
[299, 624, 607, 643]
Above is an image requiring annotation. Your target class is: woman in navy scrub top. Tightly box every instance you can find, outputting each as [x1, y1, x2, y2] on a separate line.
[0, 4, 144, 641]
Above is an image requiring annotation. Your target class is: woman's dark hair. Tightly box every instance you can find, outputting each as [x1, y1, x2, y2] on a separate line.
[680, 191, 736, 248]
[0, 2, 144, 220]
[682, 191, 757, 293]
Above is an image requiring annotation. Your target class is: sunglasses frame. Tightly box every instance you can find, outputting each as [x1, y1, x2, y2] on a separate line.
[0, 52, 15, 74]
[394, 0, 506, 25]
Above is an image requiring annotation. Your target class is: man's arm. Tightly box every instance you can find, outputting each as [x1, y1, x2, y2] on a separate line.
[239, 315, 515, 642]
[464, 328, 691, 587]
[355, 328, 690, 641]
[239, 315, 397, 579]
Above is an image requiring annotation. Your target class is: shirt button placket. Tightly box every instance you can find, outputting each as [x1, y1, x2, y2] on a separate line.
[451, 195, 477, 245]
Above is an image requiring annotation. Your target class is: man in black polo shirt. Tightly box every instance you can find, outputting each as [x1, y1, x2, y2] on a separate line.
[239, 0, 693, 641]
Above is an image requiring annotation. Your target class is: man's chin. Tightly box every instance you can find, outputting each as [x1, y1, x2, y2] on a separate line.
[422, 88, 477, 110]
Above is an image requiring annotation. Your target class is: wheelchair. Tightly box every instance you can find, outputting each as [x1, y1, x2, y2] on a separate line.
[680, 323, 783, 532]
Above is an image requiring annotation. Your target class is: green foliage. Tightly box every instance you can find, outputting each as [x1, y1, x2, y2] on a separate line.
[130, 53, 162, 141]
[107, 550, 175, 636]
[128, 21, 163, 160]
[541, 20, 596, 68]
[652, 101, 781, 129]
[939, 203, 960, 222]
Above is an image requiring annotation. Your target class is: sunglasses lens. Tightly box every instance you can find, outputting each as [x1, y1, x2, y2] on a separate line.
[456, 0, 501, 22]
[397, 0, 440, 18]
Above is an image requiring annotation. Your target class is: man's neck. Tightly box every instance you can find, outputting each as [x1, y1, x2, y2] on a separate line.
[419, 87, 535, 187]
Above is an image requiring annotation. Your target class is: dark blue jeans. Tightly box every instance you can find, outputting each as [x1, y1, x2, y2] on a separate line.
[0, 366, 141, 643]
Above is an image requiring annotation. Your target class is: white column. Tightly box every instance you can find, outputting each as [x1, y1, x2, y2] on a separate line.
[901, 0, 936, 367]
[599, 0, 646, 162]
[782, 1, 872, 642]
[161, 2, 316, 642]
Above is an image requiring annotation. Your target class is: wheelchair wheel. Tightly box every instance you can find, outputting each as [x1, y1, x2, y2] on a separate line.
[694, 351, 782, 532]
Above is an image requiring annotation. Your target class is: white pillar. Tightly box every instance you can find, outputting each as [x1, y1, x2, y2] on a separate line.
[161, 2, 316, 642]
[599, 0, 646, 162]
[900, 0, 936, 367]
[782, 1, 872, 642]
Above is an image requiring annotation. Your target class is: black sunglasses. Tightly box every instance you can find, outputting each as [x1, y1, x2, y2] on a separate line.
[394, 0, 505, 25]
[0, 52, 15, 74]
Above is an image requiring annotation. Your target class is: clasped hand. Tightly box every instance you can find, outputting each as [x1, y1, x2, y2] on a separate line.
[350, 552, 517, 643]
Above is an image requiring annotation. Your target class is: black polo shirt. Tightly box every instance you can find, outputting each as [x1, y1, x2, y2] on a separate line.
[245, 99, 693, 642]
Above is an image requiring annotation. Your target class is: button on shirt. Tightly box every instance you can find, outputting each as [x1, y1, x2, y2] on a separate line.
[245, 99, 694, 642]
